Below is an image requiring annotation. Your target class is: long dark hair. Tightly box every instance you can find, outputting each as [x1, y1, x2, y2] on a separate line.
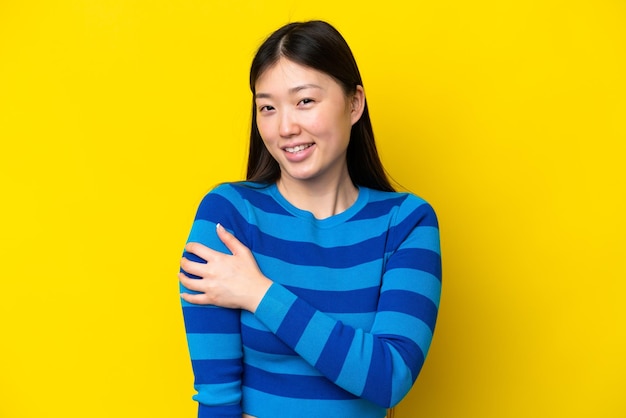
[246, 20, 394, 192]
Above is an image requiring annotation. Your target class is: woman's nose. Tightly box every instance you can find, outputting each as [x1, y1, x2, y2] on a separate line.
[279, 110, 301, 138]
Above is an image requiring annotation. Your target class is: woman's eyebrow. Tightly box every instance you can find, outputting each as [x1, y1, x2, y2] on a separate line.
[255, 84, 323, 100]
[289, 83, 323, 94]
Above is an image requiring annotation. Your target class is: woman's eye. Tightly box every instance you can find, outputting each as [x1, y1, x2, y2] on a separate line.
[259, 105, 274, 112]
[299, 98, 314, 106]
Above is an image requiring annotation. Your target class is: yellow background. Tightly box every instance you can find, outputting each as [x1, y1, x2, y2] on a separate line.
[1, 1, 624, 417]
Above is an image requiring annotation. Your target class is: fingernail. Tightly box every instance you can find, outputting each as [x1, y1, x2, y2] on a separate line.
[216, 223, 223, 231]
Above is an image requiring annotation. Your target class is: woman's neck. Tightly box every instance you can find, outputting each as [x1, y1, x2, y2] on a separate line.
[276, 172, 358, 220]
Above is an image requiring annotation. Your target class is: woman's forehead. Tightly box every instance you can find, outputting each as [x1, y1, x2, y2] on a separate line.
[255, 58, 334, 93]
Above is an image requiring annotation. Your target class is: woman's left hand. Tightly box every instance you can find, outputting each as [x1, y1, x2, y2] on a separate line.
[179, 223, 272, 312]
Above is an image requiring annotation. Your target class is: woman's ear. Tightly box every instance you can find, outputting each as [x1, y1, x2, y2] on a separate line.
[350, 85, 366, 125]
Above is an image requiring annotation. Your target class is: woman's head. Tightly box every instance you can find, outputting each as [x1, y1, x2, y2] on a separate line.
[246, 20, 394, 192]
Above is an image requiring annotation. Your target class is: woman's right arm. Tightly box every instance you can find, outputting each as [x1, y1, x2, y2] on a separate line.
[180, 187, 246, 417]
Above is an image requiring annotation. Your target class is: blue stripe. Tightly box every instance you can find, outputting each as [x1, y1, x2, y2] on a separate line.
[386, 248, 442, 280]
[243, 365, 357, 400]
[378, 290, 438, 333]
[253, 216, 388, 248]
[347, 194, 407, 221]
[330, 312, 376, 330]
[232, 183, 293, 215]
[402, 226, 441, 254]
[198, 402, 241, 417]
[243, 347, 320, 376]
[276, 298, 316, 347]
[193, 192, 253, 247]
[182, 306, 241, 334]
[384, 202, 438, 252]
[253, 230, 387, 268]
[295, 311, 335, 364]
[360, 344, 392, 407]
[383, 268, 441, 307]
[256, 256, 384, 290]
[334, 335, 372, 396]
[186, 220, 219, 247]
[187, 333, 242, 360]
[192, 358, 242, 384]
[243, 387, 385, 418]
[375, 312, 434, 357]
[380, 334, 425, 381]
[285, 285, 380, 313]
[194, 383, 242, 407]
[397, 200, 438, 228]
[250, 205, 388, 247]
[315, 323, 355, 381]
[194, 193, 243, 222]
[241, 324, 295, 355]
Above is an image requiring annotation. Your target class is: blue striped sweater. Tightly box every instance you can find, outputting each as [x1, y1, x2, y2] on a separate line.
[181, 182, 441, 418]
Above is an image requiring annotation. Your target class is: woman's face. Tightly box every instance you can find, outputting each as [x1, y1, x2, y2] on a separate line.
[254, 58, 364, 187]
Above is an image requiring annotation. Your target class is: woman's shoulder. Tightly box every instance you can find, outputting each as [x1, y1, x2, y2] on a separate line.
[192, 182, 274, 223]
[199, 181, 282, 214]
[366, 187, 433, 209]
[363, 187, 437, 226]
[205, 181, 273, 199]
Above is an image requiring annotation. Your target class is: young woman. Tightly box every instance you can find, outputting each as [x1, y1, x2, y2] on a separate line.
[179, 20, 441, 418]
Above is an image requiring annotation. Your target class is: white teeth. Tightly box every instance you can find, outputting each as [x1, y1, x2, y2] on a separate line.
[285, 144, 312, 153]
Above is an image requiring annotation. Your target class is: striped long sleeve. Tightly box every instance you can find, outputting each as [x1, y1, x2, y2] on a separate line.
[181, 182, 441, 418]
[180, 191, 250, 417]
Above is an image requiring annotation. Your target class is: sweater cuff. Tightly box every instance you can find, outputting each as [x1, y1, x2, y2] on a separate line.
[198, 402, 242, 417]
[254, 283, 297, 333]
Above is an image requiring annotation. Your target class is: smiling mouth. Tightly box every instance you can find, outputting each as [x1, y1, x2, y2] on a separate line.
[284, 144, 314, 153]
